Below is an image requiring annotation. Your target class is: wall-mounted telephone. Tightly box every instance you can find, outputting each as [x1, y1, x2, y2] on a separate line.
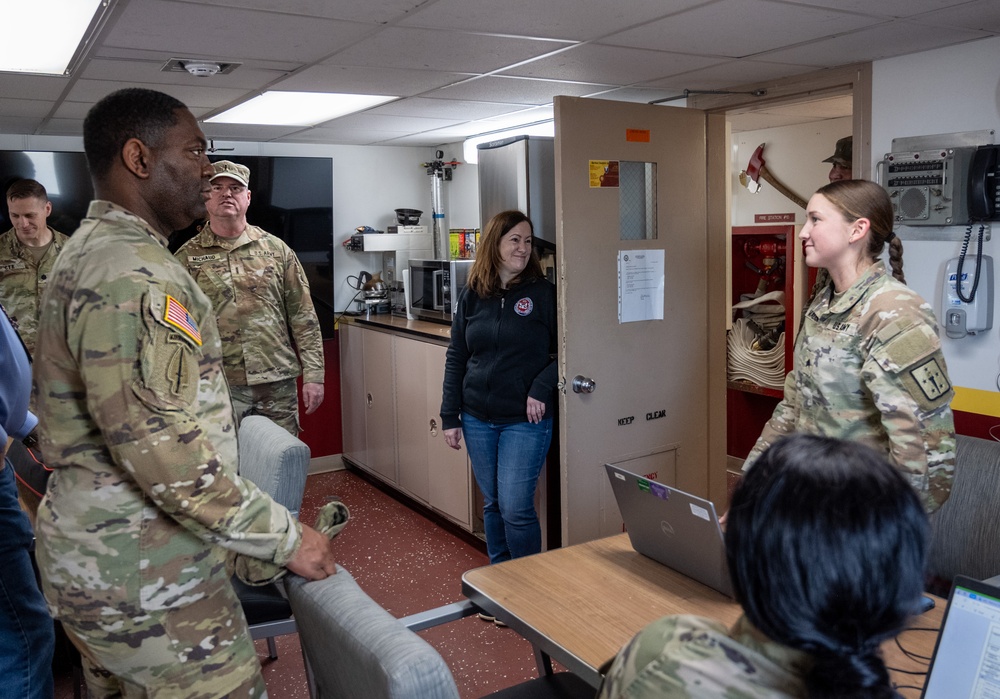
[882, 143, 1000, 226]
[969, 145, 1000, 221]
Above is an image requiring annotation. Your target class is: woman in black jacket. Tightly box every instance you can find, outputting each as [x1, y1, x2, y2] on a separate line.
[441, 210, 557, 567]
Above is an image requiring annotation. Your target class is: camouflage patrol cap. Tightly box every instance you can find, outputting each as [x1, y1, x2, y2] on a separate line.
[822, 136, 852, 167]
[210, 160, 250, 187]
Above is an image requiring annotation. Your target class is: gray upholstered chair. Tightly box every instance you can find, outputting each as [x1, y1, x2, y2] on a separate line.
[286, 567, 595, 699]
[926, 434, 1000, 586]
[238, 414, 311, 517]
[236, 415, 312, 659]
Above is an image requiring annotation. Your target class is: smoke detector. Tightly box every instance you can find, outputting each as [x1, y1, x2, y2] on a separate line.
[184, 61, 221, 77]
[161, 58, 240, 77]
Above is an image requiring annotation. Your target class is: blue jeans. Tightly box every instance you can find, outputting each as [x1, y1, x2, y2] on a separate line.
[462, 412, 553, 564]
[0, 462, 54, 699]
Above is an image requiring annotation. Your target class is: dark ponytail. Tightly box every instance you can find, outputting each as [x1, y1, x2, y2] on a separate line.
[726, 434, 928, 699]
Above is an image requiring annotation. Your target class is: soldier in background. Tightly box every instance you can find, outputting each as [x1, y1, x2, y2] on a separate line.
[599, 434, 930, 699]
[0, 179, 69, 356]
[33, 88, 336, 698]
[175, 160, 325, 436]
[824, 135, 853, 182]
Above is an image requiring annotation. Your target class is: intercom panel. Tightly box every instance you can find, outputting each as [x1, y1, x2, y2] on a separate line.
[883, 147, 976, 225]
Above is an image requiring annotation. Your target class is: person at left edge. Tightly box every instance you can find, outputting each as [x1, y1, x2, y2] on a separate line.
[0, 179, 69, 357]
[33, 87, 337, 698]
[175, 160, 325, 437]
[0, 303, 55, 699]
[441, 210, 557, 568]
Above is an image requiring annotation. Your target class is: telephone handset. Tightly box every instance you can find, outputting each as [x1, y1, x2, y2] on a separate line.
[968, 145, 1000, 221]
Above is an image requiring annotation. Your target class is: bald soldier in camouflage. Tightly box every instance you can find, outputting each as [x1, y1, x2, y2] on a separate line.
[33, 88, 336, 698]
[0, 179, 69, 356]
[743, 180, 955, 513]
[175, 160, 324, 436]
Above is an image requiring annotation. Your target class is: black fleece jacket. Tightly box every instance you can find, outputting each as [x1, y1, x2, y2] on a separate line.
[441, 277, 557, 431]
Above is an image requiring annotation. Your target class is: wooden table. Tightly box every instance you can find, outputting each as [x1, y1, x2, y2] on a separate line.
[462, 534, 944, 692]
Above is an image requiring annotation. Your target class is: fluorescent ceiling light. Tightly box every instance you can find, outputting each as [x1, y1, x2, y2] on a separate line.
[1, 0, 105, 75]
[464, 120, 555, 164]
[207, 91, 397, 127]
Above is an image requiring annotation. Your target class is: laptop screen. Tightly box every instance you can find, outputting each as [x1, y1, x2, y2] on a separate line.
[923, 576, 1000, 698]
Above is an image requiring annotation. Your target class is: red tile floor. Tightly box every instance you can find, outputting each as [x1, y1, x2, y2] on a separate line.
[55, 468, 549, 698]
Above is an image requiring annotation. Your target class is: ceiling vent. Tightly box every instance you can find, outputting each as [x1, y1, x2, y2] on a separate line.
[161, 58, 241, 77]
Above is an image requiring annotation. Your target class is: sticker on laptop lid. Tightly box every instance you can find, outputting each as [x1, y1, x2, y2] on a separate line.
[614, 472, 626, 481]
[689, 503, 710, 521]
[637, 478, 651, 493]
[649, 482, 669, 500]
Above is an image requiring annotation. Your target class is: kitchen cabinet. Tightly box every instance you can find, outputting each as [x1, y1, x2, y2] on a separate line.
[339, 322, 396, 483]
[340, 321, 471, 530]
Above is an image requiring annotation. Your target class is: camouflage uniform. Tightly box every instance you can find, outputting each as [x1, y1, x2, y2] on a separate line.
[175, 223, 324, 434]
[34, 201, 303, 698]
[743, 260, 955, 513]
[0, 226, 68, 356]
[598, 614, 811, 698]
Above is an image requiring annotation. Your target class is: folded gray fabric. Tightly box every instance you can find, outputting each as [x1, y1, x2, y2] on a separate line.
[234, 499, 350, 586]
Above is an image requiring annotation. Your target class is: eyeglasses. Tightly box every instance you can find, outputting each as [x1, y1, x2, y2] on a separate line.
[210, 183, 246, 195]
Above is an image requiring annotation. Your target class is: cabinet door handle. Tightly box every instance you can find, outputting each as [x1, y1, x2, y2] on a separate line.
[429, 418, 438, 436]
[366, 392, 373, 408]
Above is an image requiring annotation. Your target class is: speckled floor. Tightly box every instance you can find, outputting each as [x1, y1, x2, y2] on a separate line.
[55, 468, 545, 698]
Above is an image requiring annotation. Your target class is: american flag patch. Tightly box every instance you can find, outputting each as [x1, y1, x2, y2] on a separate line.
[164, 295, 202, 346]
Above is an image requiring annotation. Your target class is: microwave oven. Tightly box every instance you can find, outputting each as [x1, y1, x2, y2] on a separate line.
[408, 259, 473, 324]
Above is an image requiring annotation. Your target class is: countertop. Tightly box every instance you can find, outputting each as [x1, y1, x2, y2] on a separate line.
[340, 313, 453, 342]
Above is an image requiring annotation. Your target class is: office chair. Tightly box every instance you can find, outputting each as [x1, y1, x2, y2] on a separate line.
[925, 434, 1000, 595]
[236, 415, 312, 659]
[286, 566, 595, 699]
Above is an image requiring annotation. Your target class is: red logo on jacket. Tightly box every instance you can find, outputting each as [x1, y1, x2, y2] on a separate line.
[514, 297, 533, 316]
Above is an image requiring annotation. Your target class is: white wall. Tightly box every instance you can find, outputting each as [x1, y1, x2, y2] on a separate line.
[731, 117, 852, 226]
[872, 37, 1000, 393]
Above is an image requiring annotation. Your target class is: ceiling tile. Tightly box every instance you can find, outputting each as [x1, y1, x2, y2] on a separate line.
[327, 27, 569, 74]
[0, 99, 56, 119]
[599, 0, 888, 58]
[106, 0, 375, 63]
[368, 97, 536, 120]
[80, 58, 288, 91]
[64, 79, 250, 112]
[915, 0, 1000, 32]
[276, 65, 469, 97]
[427, 76, 613, 104]
[759, 19, 990, 65]
[395, 0, 708, 41]
[0, 73, 71, 101]
[641, 60, 820, 91]
[201, 123, 306, 141]
[782, 0, 971, 19]
[182, 0, 424, 24]
[500, 44, 721, 84]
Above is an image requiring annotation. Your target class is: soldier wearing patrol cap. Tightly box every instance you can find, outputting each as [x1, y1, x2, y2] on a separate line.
[33, 88, 337, 698]
[175, 160, 324, 436]
[742, 179, 955, 514]
[823, 135, 853, 182]
[0, 179, 69, 356]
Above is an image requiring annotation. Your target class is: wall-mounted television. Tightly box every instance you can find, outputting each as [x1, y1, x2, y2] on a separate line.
[0, 151, 336, 338]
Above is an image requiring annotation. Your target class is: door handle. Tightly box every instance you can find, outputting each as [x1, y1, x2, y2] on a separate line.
[366, 392, 373, 408]
[429, 418, 438, 436]
[572, 375, 596, 394]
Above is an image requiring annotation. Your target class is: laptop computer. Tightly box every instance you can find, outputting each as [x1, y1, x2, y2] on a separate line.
[922, 575, 1000, 698]
[604, 463, 734, 598]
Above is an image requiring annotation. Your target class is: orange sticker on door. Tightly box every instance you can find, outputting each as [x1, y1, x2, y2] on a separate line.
[626, 129, 650, 143]
[590, 160, 620, 188]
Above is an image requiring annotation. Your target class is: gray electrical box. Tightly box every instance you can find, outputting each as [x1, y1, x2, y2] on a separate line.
[883, 146, 976, 226]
